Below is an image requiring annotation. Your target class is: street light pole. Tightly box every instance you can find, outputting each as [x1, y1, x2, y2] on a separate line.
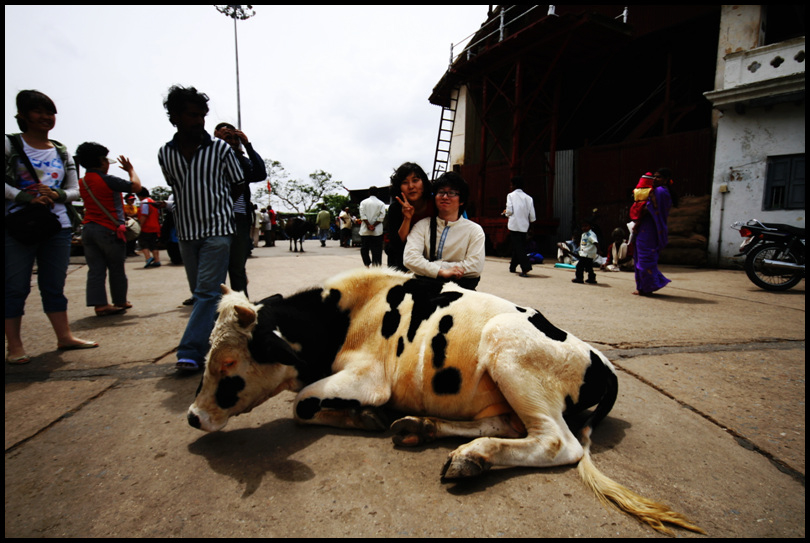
[215, 5, 256, 129]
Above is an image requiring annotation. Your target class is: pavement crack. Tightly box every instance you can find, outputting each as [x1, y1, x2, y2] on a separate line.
[608, 345, 806, 487]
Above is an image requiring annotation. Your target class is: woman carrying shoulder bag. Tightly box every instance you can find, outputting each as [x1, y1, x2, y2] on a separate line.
[4, 90, 97, 365]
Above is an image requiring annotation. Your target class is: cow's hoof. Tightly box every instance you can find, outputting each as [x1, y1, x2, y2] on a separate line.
[440, 453, 490, 480]
[391, 416, 437, 447]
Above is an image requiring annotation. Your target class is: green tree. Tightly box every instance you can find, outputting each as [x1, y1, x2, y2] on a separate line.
[268, 162, 345, 214]
[322, 193, 351, 220]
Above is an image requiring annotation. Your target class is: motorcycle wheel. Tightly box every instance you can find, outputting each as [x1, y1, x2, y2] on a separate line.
[744, 243, 804, 291]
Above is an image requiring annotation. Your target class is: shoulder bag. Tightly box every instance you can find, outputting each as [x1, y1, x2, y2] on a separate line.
[81, 176, 141, 242]
[4, 135, 63, 245]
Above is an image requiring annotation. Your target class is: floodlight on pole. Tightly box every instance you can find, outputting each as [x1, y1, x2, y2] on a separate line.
[215, 5, 256, 129]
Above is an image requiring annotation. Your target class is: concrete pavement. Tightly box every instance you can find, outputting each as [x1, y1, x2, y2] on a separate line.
[5, 243, 805, 537]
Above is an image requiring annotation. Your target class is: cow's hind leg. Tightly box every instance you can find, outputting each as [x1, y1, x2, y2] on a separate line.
[441, 414, 584, 479]
[391, 414, 524, 447]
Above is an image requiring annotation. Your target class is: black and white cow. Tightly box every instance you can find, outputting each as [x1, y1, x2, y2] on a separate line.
[188, 267, 703, 535]
[284, 217, 311, 252]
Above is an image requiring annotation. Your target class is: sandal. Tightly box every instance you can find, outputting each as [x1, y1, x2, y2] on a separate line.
[176, 358, 202, 372]
[57, 340, 99, 351]
[6, 354, 31, 365]
[95, 306, 127, 317]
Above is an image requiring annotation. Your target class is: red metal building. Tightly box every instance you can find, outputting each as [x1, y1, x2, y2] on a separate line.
[429, 5, 720, 255]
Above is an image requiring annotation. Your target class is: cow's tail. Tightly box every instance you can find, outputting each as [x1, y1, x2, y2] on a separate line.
[576, 426, 706, 535]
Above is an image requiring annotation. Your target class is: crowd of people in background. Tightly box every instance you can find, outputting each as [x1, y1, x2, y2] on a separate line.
[6, 86, 676, 369]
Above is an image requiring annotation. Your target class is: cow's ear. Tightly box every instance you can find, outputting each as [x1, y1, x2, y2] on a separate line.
[234, 305, 257, 329]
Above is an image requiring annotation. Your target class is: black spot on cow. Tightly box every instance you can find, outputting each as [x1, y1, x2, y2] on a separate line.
[438, 315, 454, 334]
[402, 278, 463, 342]
[431, 334, 448, 368]
[387, 285, 406, 307]
[563, 351, 618, 434]
[430, 315, 454, 368]
[382, 285, 407, 339]
[250, 287, 350, 385]
[215, 376, 246, 409]
[528, 311, 568, 342]
[396, 337, 405, 357]
[296, 397, 321, 420]
[382, 310, 401, 339]
[326, 288, 342, 305]
[515, 306, 527, 313]
[432, 367, 462, 395]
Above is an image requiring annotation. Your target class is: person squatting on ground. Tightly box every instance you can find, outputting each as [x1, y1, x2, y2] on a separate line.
[387, 162, 434, 271]
[404, 171, 485, 290]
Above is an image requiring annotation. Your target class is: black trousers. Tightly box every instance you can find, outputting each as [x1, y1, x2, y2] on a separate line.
[509, 230, 532, 273]
[361, 235, 383, 266]
[575, 256, 596, 281]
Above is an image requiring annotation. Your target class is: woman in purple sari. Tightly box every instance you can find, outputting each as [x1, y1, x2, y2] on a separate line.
[633, 168, 675, 295]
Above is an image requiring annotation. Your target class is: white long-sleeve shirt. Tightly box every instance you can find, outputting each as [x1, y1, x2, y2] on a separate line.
[404, 216, 485, 279]
[504, 188, 536, 233]
[358, 195, 386, 237]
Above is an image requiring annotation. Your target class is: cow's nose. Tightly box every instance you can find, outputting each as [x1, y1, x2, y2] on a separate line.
[187, 411, 201, 429]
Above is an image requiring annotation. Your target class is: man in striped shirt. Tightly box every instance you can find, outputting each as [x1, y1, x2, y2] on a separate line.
[158, 85, 244, 372]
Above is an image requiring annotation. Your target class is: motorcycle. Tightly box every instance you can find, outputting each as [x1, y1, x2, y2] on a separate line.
[731, 219, 805, 291]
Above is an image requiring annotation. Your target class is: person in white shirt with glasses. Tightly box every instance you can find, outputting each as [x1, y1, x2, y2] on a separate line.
[404, 171, 485, 290]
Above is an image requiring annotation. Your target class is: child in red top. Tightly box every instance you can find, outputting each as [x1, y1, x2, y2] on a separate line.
[137, 188, 163, 268]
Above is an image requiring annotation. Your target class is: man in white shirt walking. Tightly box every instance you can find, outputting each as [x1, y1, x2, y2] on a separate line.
[503, 176, 536, 277]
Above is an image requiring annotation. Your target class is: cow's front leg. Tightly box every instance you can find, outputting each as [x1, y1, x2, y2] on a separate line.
[391, 414, 524, 447]
[293, 364, 391, 431]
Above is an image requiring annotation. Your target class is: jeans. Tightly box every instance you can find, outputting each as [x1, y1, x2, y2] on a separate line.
[5, 228, 72, 318]
[228, 214, 251, 297]
[178, 235, 232, 364]
[82, 222, 128, 306]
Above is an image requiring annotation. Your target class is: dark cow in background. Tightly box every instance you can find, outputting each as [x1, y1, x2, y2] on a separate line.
[188, 267, 704, 535]
[284, 216, 312, 252]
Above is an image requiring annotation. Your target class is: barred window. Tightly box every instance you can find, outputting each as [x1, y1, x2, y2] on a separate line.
[763, 154, 805, 210]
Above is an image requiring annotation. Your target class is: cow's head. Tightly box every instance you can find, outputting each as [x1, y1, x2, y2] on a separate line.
[187, 285, 301, 432]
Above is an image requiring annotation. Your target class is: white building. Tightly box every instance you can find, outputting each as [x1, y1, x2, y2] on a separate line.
[704, 5, 805, 267]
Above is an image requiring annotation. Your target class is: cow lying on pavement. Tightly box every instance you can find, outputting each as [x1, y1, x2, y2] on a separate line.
[188, 267, 703, 535]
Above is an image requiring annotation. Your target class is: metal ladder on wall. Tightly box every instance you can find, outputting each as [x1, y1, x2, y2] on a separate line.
[431, 86, 460, 181]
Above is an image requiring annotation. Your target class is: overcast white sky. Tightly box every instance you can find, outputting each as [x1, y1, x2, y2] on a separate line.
[5, 5, 488, 207]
